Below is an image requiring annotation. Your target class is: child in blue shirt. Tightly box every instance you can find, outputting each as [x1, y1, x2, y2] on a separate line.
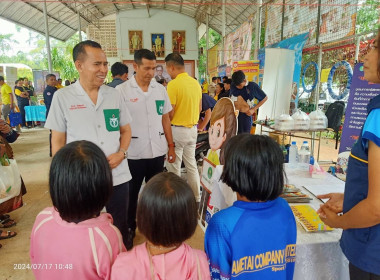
[205, 134, 297, 280]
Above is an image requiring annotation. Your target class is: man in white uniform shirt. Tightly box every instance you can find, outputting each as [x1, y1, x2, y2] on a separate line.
[45, 40, 133, 248]
[116, 49, 175, 249]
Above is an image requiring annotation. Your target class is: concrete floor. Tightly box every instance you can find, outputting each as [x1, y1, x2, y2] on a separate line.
[1, 128, 339, 279]
[0, 128, 205, 279]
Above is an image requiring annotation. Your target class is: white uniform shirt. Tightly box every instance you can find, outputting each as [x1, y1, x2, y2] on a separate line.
[116, 76, 172, 160]
[45, 81, 132, 186]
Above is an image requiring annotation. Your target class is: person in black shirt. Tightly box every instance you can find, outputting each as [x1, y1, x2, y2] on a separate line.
[43, 74, 58, 118]
[43, 74, 57, 157]
[231, 70, 267, 134]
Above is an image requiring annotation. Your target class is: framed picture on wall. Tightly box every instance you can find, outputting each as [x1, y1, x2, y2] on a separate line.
[172, 30, 186, 54]
[151, 33, 165, 58]
[129, 30, 143, 54]
[123, 60, 195, 81]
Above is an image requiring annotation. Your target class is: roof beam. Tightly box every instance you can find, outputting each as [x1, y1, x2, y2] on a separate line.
[88, 0, 105, 17]
[57, 0, 93, 26]
[20, 0, 77, 32]
[111, 0, 120, 11]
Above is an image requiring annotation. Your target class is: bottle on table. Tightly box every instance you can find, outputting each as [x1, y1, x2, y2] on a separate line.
[289, 141, 298, 167]
[298, 141, 311, 170]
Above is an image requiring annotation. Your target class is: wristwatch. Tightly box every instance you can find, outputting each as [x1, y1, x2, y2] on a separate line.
[119, 148, 128, 159]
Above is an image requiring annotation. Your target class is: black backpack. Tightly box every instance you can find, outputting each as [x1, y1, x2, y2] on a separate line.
[325, 101, 345, 149]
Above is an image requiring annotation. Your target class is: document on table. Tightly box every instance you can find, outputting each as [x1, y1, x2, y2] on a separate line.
[302, 174, 345, 203]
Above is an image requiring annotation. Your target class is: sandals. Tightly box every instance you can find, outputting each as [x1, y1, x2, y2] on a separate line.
[0, 216, 16, 228]
[0, 214, 10, 220]
[0, 230, 17, 240]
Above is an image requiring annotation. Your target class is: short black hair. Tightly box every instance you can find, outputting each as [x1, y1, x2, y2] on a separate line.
[231, 70, 246, 85]
[224, 78, 232, 85]
[0, 76, 4, 81]
[137, 172, 197, 247]
[45, 74, 56, 81]
[212, 77, 218, 82]
[49, 140, 113, 223]
[157, 78, 166, 85]
[221, 134, 284, 201]
[165, 53, 184, 66]
[72, 40, 102, 63]
[58, 78, 62, 82]
[64, 80, 70, 86]
[134, 49, 156, 65]
[111, 62, 129, 77]
[156, 65, 163, 70]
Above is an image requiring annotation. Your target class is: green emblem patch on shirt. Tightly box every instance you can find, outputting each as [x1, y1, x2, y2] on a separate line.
[155, 100, 165, 115]
[103, 109, 120, 131]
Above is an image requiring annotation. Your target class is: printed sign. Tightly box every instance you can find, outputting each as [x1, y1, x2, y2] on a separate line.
[339, 63, 380, 153]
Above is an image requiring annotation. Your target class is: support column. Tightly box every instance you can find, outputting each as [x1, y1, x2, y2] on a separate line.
[222, 0, 226, 48]
[206, 13, 209, 79]
[78, 12, 83, 42]
[355, 36, 363, 63]
[254, 0, 262, 60]
[43, 0, 52, 73]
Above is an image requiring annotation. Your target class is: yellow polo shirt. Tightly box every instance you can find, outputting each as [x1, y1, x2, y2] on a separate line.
[167, 72, 202, 127]
[1, 83, 12, 105]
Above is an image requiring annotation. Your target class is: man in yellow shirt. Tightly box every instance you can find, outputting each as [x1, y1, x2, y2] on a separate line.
[165, 53, 202, 202]
[0, 76, 14, 121]
[56, 78, 64, 89]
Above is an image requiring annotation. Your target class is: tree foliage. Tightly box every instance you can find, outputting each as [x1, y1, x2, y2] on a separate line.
[356, 0, 380, 34]
[198, 28, 222, 79]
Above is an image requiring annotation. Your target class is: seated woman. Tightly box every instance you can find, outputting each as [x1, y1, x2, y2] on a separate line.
[0, 119, 24, 248]
[111, 172, 210, 280]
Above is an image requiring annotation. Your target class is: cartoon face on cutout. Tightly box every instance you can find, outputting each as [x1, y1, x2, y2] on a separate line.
[208, 98, 237, 165]
[209, 117, 226, 151]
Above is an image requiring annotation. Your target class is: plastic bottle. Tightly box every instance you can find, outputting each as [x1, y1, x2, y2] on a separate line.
[298, 141, 311, 170]
[289, 141, 298, 167]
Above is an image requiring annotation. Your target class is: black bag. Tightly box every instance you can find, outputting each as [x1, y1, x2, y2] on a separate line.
[325, 101, 345, 132]
[325, 101, 345, 149]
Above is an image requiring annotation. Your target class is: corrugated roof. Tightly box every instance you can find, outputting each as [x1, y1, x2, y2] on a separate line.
[0, 0, 259, 41]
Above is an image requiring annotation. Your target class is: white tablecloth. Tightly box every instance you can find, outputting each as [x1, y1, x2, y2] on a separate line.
[285, 166, 349, 280]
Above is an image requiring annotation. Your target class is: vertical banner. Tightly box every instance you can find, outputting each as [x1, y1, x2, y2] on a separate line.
[339, 63, 380, 153]
[258, 33, 309, 105]
[232, 60, 260, 83]
[207, 45, 219, 78]
[218, 64, 227, 78]
[33, 70, 60, 95]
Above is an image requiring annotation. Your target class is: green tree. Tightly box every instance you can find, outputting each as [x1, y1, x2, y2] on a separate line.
[198, 28, 222, 78]
[356, 0, 380, 34]
[0, 34, 16, 56]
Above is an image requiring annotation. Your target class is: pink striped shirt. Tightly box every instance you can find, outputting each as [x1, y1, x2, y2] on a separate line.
[111, 242, 211, 280]
[30, 207, 126, 280]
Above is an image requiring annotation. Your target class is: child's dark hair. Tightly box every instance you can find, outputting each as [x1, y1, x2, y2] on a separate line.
[137, 172, 197, 247]
[221, 134, 284, 201]
[49, 140, 113, 223]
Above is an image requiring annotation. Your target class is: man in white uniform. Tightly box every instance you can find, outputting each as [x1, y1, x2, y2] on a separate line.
[45, 40, 133, 248]
[116, 49, 175, 249]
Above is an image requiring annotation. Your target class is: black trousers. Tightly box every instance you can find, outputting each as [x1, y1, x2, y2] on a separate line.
[349, 263, 380, 280]
[18, 100, 30, 127]
[106, 181, 129, 247]
[127, 155, 165, 232]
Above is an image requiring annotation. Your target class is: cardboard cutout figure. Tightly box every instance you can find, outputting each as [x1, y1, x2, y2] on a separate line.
[199, 98, 238, 229]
